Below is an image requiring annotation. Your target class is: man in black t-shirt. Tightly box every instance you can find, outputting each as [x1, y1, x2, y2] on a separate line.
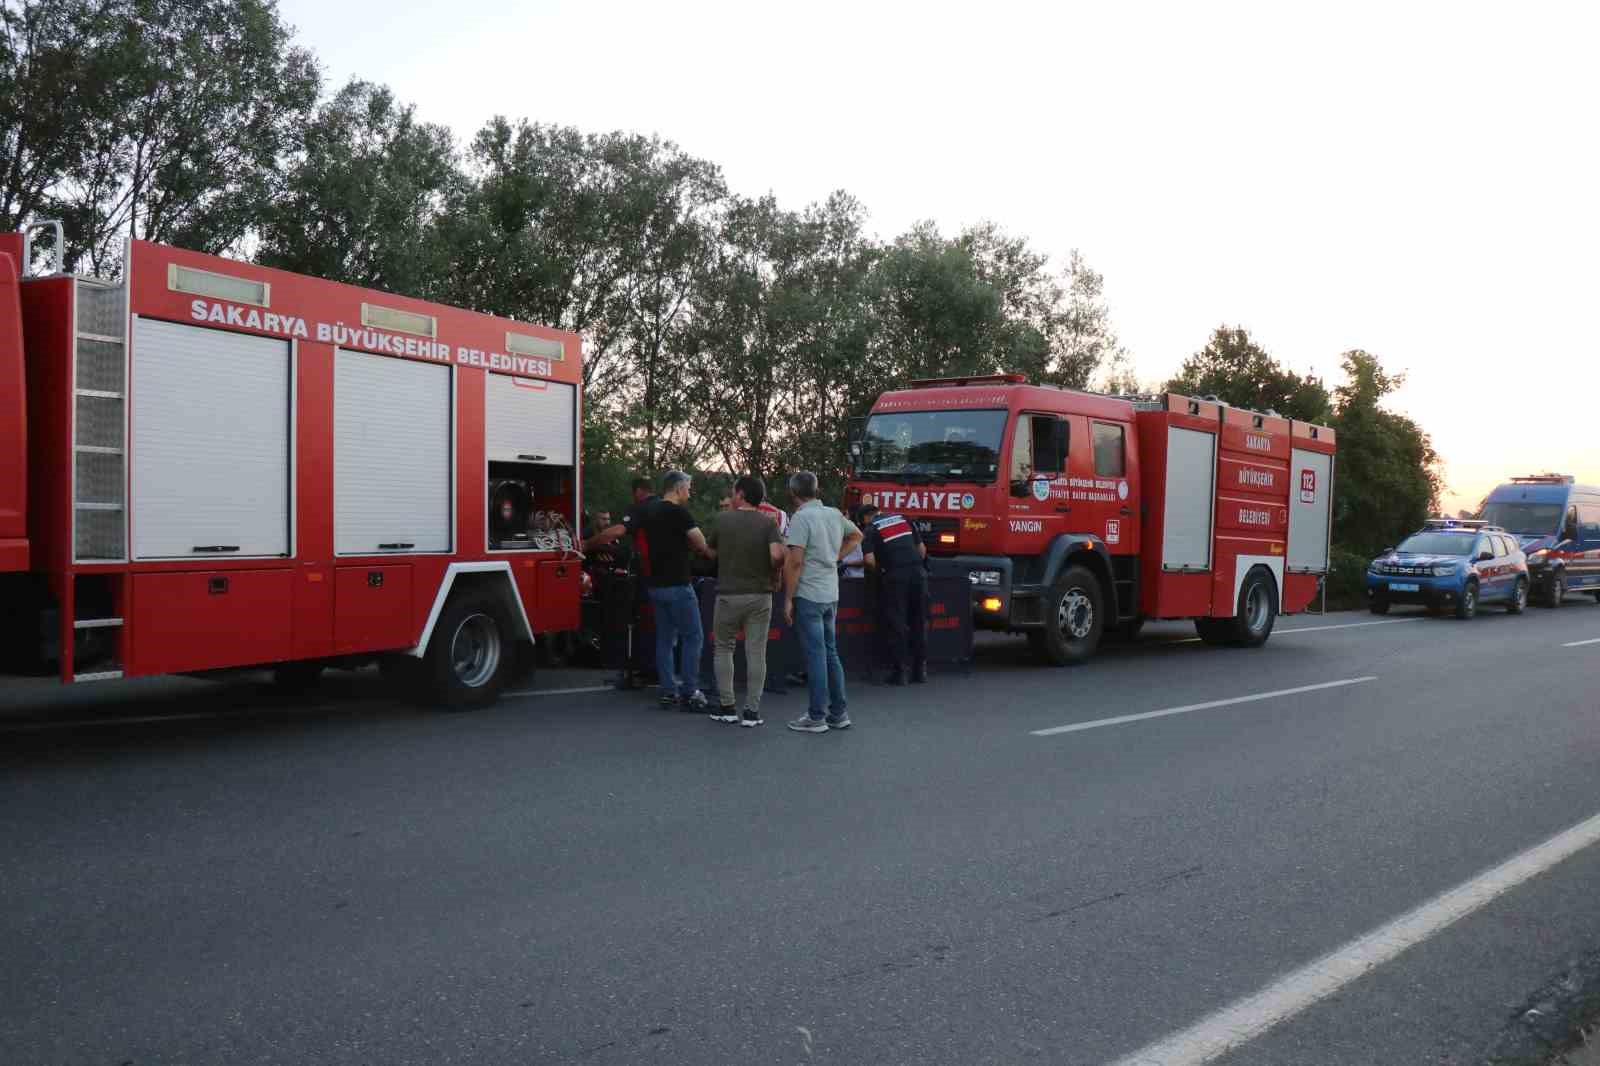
[638, 471, 711, 709]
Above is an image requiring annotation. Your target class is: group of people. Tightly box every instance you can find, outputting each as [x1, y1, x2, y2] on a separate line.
[583, 470, 930, 733]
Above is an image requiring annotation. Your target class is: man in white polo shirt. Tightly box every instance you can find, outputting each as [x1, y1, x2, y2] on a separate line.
[781, 471, 862, 733]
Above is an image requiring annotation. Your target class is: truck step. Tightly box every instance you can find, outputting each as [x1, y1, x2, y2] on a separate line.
[72, 670, 124, 683]
[73, 617, 123, 629]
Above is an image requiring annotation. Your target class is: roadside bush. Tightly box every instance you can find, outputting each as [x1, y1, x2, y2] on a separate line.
[1323, 547, 1372, 612]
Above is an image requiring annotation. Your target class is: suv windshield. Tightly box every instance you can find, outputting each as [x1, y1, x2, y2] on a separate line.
[858, 409, 1007, 483]
[1480, 501, 1563, 536]
[1396, 532, 1476, 555]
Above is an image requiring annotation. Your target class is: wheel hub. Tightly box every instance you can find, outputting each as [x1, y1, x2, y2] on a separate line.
[1246, 584, 1270, 631]
[1057, 587, 1093, 640]
[449, 613, 501, 688]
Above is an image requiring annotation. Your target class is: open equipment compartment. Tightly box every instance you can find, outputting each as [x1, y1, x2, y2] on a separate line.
[484, 372, 577, 552]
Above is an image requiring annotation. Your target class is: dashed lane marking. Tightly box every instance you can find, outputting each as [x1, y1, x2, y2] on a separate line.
[1562, 637, 1600, 648]
[504, 684, 615, 698]
[1107, 808, 1600, 1066]
[1030, 677, 1377, 737]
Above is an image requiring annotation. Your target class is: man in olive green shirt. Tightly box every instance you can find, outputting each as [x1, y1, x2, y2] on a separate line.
[705, 475, 784, 726]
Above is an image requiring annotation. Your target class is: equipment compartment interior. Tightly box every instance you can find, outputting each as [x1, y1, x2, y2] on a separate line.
[488, 460, 575, 551]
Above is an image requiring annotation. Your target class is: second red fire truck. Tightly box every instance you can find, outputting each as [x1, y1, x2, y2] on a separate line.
[0, 223, 583, 707]
[847, 375, 1336, 664]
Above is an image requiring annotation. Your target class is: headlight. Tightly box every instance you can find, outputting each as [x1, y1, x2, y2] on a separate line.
[1368, 561, 1382, 574]
[1527, 549, 1548, 564]
[967, 569, 1002, 586]
[1431, 565, 1458, 577]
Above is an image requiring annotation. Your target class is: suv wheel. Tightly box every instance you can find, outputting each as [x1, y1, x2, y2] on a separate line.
[1039, 565, 1104, 665]
[1542, 572, 1566, 608]
[1455, 580, 1479, 620]
[1507, 578, 1528, 614]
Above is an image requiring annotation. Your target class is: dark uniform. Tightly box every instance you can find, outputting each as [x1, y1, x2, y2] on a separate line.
[861, 509, 927, 683]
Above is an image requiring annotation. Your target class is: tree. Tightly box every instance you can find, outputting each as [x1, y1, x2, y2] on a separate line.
[1166, 326, 1332, 423]
[57, 0, 319, 272]
[681, 191, 878, 495]
[1330, 349, 1442, 556]
[256, 81, 459, 295]
[0, 0, 127, 263]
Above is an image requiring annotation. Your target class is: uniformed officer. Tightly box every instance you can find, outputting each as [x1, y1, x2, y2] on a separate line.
[857, 503, 928, 685]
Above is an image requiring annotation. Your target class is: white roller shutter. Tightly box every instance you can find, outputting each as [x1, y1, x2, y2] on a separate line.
[1161, 425, 1216, 571]
[131, 318, 290, 559]
[1288, 448, 1333, 572]
[486, 374, 575, 465]
[335, 350, 452, 554]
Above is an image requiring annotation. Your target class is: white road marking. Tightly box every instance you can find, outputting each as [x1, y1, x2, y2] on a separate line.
[504, 684, 614, 698]
[1275, 617, 1423, 635]
[1030, 677, 1377, 737]
[1108, 808, 1600, 1066]
[1156, 617, 1423, 646]
[1562, 637, 1600, 648]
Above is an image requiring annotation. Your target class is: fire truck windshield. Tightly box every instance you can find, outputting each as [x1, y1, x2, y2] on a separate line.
[858, 409, 1007, 483]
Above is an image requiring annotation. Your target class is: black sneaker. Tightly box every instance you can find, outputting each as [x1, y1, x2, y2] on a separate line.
[711, 704, 739, 724]
[682, 690, 709, 712]
[825, 714, 852, 730]
[658, 692, 680, 709]
[740, 708, 764, 728]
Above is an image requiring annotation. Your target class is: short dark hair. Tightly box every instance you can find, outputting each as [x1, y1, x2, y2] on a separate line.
[733, 475, 765, 507]
[630, 477, 651, 494]
[661, 470, 690, 495]
[855, 502, 878, 523]
[788, 471, 819, 500]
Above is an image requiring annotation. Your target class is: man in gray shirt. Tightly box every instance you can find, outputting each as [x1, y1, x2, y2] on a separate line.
[782, 471, 863, 732]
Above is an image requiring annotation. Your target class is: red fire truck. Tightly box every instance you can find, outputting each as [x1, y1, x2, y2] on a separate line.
[846, 375, 1336, 664]
[0, 223, 583, 707]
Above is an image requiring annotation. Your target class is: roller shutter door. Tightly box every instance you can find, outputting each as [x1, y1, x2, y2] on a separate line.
[1287, 448, 1333, 572]
[334, 350, 452, 555]
[485, 374, 575, 465]
[1161, 425, 1216, 571]
[131, 318, 290, 559]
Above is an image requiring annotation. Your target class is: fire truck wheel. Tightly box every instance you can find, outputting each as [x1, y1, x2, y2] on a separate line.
[421, 592, 516, 710]
[1040, 565, 1105, 665]
[1232, 568, 1279, 646]
[272, 661, 324, 692]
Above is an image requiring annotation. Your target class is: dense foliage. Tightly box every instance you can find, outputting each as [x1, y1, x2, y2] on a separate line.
[2, 0, 1440, 537]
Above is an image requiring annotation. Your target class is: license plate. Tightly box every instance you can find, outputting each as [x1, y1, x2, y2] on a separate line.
[1389, 582, 1420, 592]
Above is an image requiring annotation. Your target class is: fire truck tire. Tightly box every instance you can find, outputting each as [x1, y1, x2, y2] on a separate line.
[1039, 565, 1105, 665]
[420, 592, 516, 710]
[1541, 572, 1565, 608]
[272, 661, 324, 691]
[1230, 567, 1279, 646]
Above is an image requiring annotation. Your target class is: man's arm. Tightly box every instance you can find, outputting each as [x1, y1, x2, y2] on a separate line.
[687, 527, 711, 558]
[838, 526, 863, 563]
[582, 523, 627, 550]
[783, 545, 805, 624]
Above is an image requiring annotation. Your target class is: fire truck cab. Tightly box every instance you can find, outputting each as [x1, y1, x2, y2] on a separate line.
[846, 375, 1336, 664]
[0, 223, 583, 708]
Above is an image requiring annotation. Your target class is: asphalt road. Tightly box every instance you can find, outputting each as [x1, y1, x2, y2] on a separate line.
[3, 600, 1599, 1065]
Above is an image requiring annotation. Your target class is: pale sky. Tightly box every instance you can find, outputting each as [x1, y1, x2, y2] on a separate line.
[278, 0, 1599, 513]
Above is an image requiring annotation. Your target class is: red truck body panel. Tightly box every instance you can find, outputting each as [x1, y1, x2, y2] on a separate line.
[7, 236, 584, 684]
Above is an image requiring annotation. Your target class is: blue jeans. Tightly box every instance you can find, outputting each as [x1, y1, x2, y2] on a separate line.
[649, 584, 704, 698]
[794, 597, 847, 721]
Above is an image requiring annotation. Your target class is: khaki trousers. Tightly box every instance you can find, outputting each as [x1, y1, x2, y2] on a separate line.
[713, 593, 773, 712]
